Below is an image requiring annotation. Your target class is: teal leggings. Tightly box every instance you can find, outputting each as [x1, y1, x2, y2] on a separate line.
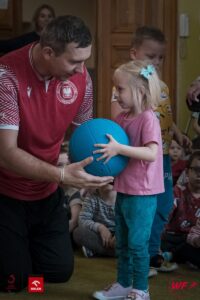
[116, 193, 157, 291]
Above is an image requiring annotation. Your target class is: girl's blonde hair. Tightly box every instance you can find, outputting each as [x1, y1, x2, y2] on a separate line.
[115, 60, 161, 110]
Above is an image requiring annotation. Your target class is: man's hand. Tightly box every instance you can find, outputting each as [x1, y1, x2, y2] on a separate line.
[62, 156, 113, 188]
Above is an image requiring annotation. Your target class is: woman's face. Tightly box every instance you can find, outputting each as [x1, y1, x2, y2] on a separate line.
[36, 8, 54, 32]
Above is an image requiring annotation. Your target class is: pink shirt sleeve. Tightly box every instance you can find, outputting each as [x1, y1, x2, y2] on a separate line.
[141, 112, 160, 146]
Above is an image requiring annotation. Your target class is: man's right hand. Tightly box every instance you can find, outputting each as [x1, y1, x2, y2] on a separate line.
[62, 156, 114, 189]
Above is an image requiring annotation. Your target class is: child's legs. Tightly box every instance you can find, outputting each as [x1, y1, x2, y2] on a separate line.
[115, 194, 131, 287]
[73, 225, 115, 256]
[161, 232, 200, 267]
[149, 154, 174, 258]
[174, 244, 200, 268]
[116, 194, 156, 291]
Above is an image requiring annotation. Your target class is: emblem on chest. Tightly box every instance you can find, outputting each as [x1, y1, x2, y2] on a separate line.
[56, 80, 78, 104]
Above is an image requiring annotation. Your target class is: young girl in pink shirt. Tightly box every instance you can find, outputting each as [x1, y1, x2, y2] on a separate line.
[93, 60, 164, 300]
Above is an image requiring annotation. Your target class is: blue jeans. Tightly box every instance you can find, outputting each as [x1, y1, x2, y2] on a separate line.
[149, 154, 174, 258]
[116, 193, 157, 291]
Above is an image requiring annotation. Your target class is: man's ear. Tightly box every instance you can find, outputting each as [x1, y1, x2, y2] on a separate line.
[42, 47, 55, 60]
[130, 47, 137, 60]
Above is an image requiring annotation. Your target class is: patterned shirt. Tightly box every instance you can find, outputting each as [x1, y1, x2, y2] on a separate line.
[78, 193, 115, 233]
[165, 184, 200, 234]
[187, 217, 200, 248]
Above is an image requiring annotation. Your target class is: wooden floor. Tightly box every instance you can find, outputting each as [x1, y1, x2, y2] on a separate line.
[0, 252, 199, 300]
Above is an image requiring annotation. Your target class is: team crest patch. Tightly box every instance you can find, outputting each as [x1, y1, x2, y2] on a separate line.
[56, 81, 78, 104]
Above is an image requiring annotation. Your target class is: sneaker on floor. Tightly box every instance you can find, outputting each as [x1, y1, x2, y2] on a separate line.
[148, 267, 158, 278]
[124, 289, 150, 300]
[156, 261, 178, 272]
[82, 246, 94, 258]
[162, 251, 173, 262]
[93, 282, 132, 300]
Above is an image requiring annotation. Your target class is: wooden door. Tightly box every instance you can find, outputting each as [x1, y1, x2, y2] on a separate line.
[96, 0, 177, 118]
[0, 0, 22, 39]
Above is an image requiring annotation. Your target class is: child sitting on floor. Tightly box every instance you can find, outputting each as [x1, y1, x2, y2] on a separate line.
[161, 151, 200, 269]
[169, 139, 187, 186]
[73, 184, 116, 257]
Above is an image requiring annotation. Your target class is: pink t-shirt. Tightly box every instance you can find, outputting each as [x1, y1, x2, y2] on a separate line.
[114, 110, 164, 195]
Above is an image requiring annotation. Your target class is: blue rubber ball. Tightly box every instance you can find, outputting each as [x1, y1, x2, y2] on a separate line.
[69, 118, 129, 176]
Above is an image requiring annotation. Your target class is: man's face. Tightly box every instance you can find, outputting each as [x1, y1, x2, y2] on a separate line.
[130, 39, 165, 71]
[47, 42, 92, 80]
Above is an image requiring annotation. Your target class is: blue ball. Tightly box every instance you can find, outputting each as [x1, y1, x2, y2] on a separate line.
[69, 118, 129, 176]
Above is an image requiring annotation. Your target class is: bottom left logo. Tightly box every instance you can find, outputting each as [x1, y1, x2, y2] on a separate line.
[28, 276, 44, 293]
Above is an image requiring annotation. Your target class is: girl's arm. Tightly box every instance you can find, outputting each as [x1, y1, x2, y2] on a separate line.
[94, 134, 158, 163]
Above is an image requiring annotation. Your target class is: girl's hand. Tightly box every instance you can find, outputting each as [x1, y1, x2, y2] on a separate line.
[93, 134, 119, 163]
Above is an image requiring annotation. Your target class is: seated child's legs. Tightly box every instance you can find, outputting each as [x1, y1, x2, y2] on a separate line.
[174, 244, 200, 268]
[162, 237, 200, 269]
[149, 155, 174, 259]
[73, 225, 115, 257]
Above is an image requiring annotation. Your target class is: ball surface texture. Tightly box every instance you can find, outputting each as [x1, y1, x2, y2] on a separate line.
[69, 118, 129, 176]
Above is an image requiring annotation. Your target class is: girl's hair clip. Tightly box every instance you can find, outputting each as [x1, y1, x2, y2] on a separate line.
[140, 65, 155, 79]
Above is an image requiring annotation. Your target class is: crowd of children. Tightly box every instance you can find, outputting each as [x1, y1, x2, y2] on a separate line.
[56, 25, 200, 300]
[161, 151, 200, 269]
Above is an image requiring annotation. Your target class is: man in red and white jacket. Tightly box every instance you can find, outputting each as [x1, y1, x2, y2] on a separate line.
[0, 15, 113, 292]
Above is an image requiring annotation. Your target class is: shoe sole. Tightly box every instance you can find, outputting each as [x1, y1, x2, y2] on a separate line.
[156, 263, 178, 272]
[148, 269, 158, 278]
[93, 291, 125, 300]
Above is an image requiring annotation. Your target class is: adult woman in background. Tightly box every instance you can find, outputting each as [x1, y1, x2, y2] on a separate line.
[0, 4, 55, 54]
